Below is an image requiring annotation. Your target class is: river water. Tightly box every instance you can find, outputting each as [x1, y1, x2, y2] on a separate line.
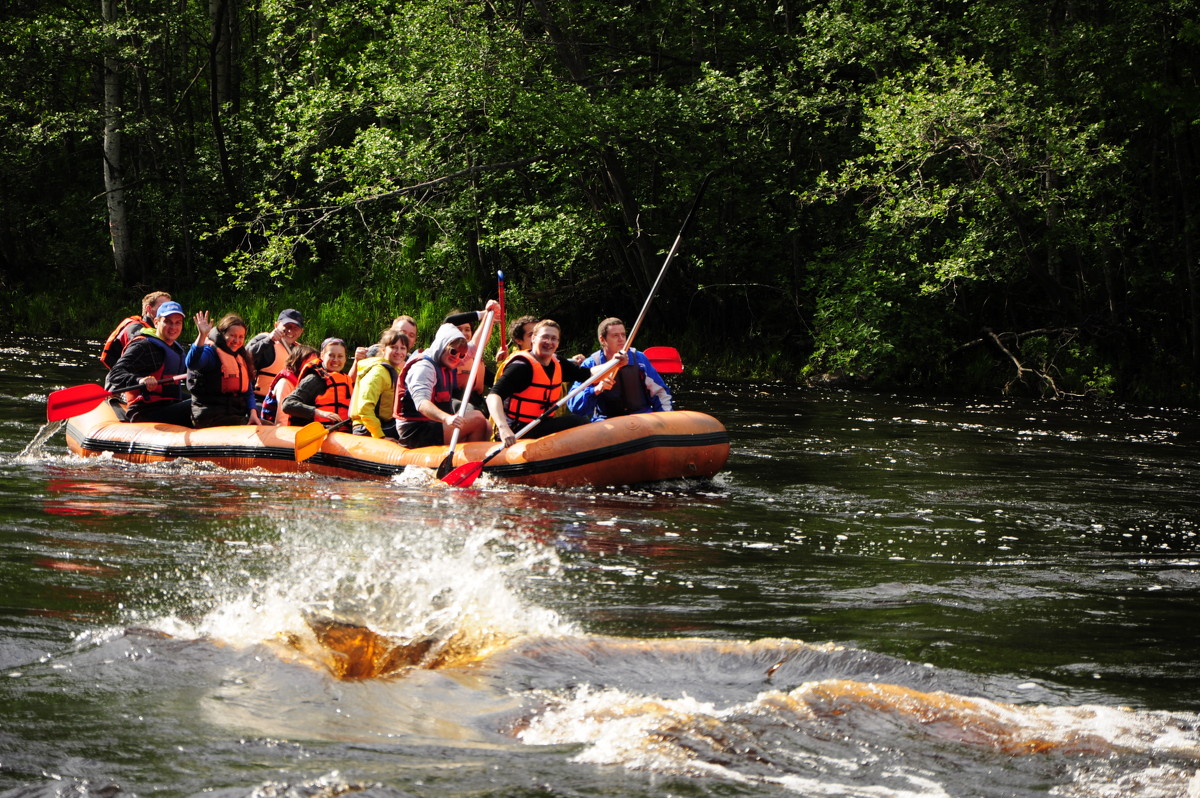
[1, 335, 1198, 797]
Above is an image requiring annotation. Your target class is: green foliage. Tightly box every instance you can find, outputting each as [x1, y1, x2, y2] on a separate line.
[2, 0, 1199, 401]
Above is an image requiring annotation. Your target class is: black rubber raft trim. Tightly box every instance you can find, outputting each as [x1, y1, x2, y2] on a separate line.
[69, 425, 729, 481]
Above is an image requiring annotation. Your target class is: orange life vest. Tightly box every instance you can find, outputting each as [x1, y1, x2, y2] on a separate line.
[100, 315, 147, 369]
[503, 351, 562, 426]
[215, 347, 251, 395]
[254, 339, 291, 399]
[290, 361, 352, 425]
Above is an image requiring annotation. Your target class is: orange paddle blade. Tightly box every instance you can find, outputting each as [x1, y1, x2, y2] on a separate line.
[295, 417, 353, 462]
[294, 421, 330, 462]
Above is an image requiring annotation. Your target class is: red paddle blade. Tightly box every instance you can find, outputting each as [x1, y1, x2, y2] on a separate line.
[643, 346, 683, 374]
[46, 383, 114, 421]
[441, 460, 484, 488]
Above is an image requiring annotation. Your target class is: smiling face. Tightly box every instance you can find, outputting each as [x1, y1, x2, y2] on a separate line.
[321, 342, 347, 373]
[223, 324, 247, 352]
[384, 340, 409, 368]
[156, 313, 184, 345]
[440, 338, 469, 369]
[277, 320, 304, 344]
[531, 324, 560, 361]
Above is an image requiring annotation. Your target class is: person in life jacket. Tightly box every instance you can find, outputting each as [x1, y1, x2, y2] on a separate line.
[99, 290, 172, 369]
[104, 300, 192, 426]
[486, 319, 624, 448]
[396, 323, 491, 449]
[494, 315, 537, 377]
[246, 308, 305, 407]
[185, 312, 261, 428]
[260, 344, 317, 426]
[282, 337, 353, 426]
[567, 316, 673, 422]
[349, 328, 409, 440]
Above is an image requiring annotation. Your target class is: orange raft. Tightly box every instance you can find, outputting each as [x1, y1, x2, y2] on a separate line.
[63, 402, 730, 488]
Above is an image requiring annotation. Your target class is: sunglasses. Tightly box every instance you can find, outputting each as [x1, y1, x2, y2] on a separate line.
[446, 346, 465, 358]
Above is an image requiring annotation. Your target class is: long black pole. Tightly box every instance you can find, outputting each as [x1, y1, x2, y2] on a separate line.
[622, 171, 715, 352]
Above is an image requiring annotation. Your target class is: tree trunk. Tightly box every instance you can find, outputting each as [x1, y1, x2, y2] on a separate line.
[210, 0, 236, 199]
[101, 0, 130, 281]
[528, 0, 659, 294]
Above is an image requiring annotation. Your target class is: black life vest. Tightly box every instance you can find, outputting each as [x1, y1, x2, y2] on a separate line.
[123, 335, 186, 407]
[595, 363, 652, 418]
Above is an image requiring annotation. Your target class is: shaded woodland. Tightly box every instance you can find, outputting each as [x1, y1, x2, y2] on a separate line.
[1, 0, 1197, 400]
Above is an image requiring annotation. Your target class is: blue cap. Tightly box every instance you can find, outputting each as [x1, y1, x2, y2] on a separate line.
[156, 301, 184, 319]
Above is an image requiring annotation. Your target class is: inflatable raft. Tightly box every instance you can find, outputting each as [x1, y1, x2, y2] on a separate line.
[63, 402, 730, 488]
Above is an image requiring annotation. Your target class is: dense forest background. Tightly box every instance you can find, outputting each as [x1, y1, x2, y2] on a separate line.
[1, 0, 1197, 401]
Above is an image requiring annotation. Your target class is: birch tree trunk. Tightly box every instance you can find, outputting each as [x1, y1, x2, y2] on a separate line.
[101, 0, 130, 280]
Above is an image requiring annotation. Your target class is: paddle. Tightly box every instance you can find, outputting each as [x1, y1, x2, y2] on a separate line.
[442, 171, 714, 488]
[435, 309, 496, 479]
[642, 345, 683, 374]
[294, 417, 353, 462]
[497, 270, 506, 352]
[439, 357, 625, 487]
[46, 374, 187, 422]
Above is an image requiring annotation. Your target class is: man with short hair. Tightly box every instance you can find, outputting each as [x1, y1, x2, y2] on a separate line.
[246, 308, 305, 406]
[487, 319, 623, 446]
[99, 290, 172, 369]
[567, 317, 672, 421]
[105, 300, 191, 425]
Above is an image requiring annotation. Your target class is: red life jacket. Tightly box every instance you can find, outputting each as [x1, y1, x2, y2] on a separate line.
[398, 355, 456, 422]
[261, 353, 318, 425]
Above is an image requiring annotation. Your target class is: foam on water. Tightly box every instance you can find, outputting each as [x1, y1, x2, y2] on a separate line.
[518, 676, 1200, 796]
[148, 512, 575, 675]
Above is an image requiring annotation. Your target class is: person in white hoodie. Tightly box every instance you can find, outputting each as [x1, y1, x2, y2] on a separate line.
[396, 323, 490, 448]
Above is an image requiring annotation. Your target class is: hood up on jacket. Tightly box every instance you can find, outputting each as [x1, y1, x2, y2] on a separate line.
[425, 323, 469, 364]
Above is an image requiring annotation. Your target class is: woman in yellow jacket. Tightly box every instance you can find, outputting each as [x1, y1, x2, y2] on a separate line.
[349, 329, 408, 440]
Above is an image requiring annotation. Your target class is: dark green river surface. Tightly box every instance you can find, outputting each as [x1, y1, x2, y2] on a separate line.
[2, 335, 1199, 797]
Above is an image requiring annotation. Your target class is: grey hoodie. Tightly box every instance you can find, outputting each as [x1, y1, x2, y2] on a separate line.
[404, 323, 466, 409]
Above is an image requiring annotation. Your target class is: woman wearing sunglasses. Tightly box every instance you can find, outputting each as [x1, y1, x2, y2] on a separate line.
[396, 323, 490, 449]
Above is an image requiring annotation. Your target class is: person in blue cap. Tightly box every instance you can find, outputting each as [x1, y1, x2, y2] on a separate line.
[104, 300, 192, 426]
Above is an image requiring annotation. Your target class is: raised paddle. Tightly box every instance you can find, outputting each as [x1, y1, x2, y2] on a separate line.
[435, 309, 496, 479]
[46, 374, 187, 422]
[295, 416, 354, 462]
[642, 345, 683, 374]
[497, 270, 506, 351]
[442, 171, 714, 488]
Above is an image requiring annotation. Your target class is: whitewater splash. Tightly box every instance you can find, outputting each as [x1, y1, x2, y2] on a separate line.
[149, 511, 572, 678]
[129, 511, 1200, 797]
